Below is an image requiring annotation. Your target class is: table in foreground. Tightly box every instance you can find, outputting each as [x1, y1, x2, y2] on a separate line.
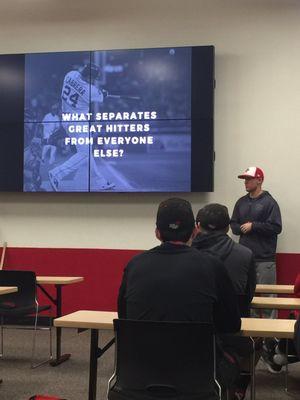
[240, 317, 295, 339]
[0, 286, 17, 295]
[255, 284, 294, 295]
[251, 296, 300, 310]
[36, 276, 84, 366]
[241, 317, 296, 400]
[55, 311, 116, 400]
[0, 286, 18, 384]
[54, 311, 296, 400]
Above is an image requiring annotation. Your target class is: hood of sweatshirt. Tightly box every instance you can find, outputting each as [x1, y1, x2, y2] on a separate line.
[192, 231, 234, 261]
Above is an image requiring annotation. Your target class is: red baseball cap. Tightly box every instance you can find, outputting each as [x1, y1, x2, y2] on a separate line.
[238, 166, 264, 180]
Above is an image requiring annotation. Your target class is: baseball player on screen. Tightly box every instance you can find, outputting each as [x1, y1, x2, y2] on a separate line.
[48, 63, 115, 191]
[41, 104, 60, 165]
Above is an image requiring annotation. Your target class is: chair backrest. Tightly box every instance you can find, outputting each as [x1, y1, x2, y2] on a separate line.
[294, 316, 300, 359]
[0, 270, 37, 308]
[111, 319, 217, 397]
[237, 294, 251, 317]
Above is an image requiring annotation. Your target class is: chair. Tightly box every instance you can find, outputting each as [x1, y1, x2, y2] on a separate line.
[0, 270, 53, 368]
[237, 294, 251, 318]
[108, 319, 221, 400]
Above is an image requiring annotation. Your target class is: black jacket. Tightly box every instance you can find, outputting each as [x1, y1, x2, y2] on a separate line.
[192, 232, 256, 317]
[118, 242, 241, 334]
[231, 191, 282, 261]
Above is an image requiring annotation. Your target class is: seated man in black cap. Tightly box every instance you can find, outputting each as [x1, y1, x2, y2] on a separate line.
[118, 198, 241, 330]
[192, 203, 257, 400]
[117, 198, 241, 400]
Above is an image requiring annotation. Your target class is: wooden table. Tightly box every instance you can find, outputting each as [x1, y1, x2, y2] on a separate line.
[251, 296, 300, 310]
[241, 317, 296, 399]
[55, 311, 115, 400]
[54, 311, 297, 400]
[37, 276, 84, 366]
[0, 286, 18, 384]
[240, 317, 295, 339]
[255, 284, 294, 295]
[55, 310, 116, 330]
[0, 286, 17, 295]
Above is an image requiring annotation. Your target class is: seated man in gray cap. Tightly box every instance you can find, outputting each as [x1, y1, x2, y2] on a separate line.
[192, 203, 257, 400]
[192, 203, 256, 316]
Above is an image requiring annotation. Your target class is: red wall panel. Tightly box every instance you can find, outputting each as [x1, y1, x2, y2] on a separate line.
[277, 253, 300, 284]
[1, 247, 299, 315]
[2, 247, 141, 314]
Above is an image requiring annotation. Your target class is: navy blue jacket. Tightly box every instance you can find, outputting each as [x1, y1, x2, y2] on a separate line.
[192, 232, 256, 317]
[231, 191, 282, 261]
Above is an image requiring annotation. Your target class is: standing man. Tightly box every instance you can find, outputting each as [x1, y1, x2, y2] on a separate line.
[231, 167, 282, 373]
[231, 167, 282, 300]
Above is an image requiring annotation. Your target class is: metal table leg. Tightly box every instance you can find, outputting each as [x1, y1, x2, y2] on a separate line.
[88, 330, 115, 400]
[38, 283, 71, 366]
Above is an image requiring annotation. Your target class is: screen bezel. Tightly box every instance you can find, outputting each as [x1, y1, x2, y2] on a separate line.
[0, 45, 214, 193]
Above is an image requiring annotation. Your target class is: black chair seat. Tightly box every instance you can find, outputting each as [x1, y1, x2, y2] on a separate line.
[109, 387, 217, 400]
[0, 270, 53, 367]
[0, 304, 51, 316]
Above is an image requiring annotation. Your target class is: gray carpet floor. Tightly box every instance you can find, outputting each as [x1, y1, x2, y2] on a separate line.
[0, 328, 300, 400]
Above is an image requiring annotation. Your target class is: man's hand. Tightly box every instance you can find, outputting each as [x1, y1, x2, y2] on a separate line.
[102, 89, 109, 98]
[240, 222, 252, 234]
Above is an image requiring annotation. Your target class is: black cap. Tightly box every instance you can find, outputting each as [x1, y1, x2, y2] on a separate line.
[156, 198, 195, 235]
[196, 203, 230, 231]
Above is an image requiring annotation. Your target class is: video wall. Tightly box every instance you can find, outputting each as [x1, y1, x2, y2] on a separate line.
[0, 46, 214, 192]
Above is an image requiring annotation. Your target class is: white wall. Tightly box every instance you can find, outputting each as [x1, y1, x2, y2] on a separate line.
[0, 0, 299, 252]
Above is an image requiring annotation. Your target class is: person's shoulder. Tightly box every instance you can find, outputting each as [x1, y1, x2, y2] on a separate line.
[91, 84, 99, 91]
[234, 194, 249, 205]
[187, 246, 206, 256]
[257, 192, 281, 212]
[42, 113, 51, 122]
[125, 246, 160, 266]
[232, 241, 253, 261]
[206, 254, 231, 282]
[195, 249, 225, 271]
[187, 246, 219, 263]
[182, 248, 227, 282]
[262, 191, 279, 205]
[91, 84, 102, 97]
[65, 70, 80, 80]
[239, 193, 249, 201]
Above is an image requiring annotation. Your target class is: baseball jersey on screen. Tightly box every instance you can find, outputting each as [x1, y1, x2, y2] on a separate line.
[61, 70, 104, 114]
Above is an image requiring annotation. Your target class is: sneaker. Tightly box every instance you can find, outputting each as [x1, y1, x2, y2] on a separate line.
[273, 353, 288, 366]
[98, 181, 116, 190]
[261, 349, 282, 373]
[263, 338, 278, 353]
[48, 171, 59, 192]
[233, 389, 246, 400]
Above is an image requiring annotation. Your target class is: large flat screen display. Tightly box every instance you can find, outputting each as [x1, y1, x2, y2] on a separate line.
[0, 46, 214, 192]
